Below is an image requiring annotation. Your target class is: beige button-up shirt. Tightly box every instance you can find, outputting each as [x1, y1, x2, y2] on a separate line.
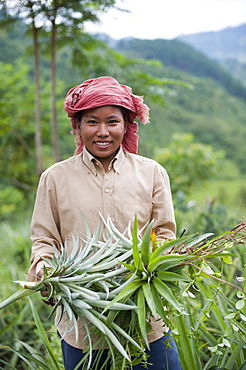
[28, 146, 176, 349]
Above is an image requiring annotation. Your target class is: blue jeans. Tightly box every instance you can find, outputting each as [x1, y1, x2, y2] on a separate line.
[61, 332, 182, 370]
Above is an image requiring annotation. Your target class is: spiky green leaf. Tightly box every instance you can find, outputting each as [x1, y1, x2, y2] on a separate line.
[152, 277, 183, 313]
[141, 220, 154, 265]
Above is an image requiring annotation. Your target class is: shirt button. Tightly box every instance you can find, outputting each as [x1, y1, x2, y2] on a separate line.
[105, 188, 110, 193]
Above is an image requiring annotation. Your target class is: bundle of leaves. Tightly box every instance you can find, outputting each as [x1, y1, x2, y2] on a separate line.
[0, 215, 245, 369]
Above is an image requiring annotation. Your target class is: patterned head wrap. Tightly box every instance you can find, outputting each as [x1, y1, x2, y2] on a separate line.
[64, 76, 149, 154]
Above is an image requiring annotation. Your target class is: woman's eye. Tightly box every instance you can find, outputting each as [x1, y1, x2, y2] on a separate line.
[87, 120, 97, 125]
[108, 120, 117, 124]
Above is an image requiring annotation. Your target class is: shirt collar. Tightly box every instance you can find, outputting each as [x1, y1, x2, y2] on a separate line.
[82, 146, 125, 175]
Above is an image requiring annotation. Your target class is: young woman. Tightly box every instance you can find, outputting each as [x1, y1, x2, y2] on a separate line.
[28, 76, 181, 370]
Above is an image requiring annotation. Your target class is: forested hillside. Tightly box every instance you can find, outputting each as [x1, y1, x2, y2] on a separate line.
[115, 36, 246, 100]
[112, 35, 246, 172]
[177, 24, 246, 85]
[137, 65, 246, 172]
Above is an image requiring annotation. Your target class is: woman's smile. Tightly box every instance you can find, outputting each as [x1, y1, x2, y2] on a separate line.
[94, 141, 112, 147]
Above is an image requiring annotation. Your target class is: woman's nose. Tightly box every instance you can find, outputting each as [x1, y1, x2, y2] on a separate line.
[97, 123, 109, 136]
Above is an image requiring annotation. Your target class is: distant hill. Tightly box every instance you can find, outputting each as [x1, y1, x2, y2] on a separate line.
[177, 24, 246, 85]
[114, 37, 246, 101]
[177, 24, 246, 63]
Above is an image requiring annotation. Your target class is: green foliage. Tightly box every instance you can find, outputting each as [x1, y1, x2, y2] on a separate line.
[222, 58, 246, 86]
[0, 186, 25, 220]
[137, 70, 246, 174]
[0, 297, 63, 370]
[0, 60, 37, 191]
[0, 58, 74, 218]
[0, 221, 62, 369]
[154, 133, 224, 197]
[0, 21, 28, 63]
[0, 220, 32, 286]
[174, 235, 246, 370]
[190, 160, 246, 206]
[175, 196, 241, 237]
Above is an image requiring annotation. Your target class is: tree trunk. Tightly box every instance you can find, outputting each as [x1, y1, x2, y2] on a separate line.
[33, 23, 43, 177]
[50, 19, 61, 162]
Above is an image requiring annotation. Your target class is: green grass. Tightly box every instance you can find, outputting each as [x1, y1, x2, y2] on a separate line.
[0, 220, 32, 299]
[191, 175, 246, 212]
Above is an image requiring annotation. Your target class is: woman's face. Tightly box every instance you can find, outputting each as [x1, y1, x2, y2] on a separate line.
[80, 105, 127, 170]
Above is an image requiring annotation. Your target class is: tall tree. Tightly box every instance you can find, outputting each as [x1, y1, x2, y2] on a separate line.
[50, 7, 60, 161]
[28, 1, 44, 176]
[0, 0, 44, 176]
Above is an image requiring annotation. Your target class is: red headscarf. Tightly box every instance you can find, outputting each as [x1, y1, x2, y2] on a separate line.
[64, 76, 149, 154]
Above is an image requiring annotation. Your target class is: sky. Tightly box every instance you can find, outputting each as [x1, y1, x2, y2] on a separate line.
[85, 0, 246, 40]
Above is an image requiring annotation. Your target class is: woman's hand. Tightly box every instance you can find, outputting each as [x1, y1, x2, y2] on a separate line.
[37, 269, 56, 305]
[37, 269, 49, 297]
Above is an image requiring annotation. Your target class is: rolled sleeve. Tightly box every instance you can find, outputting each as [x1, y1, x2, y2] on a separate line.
[152, 165, 176, 241]
[27, 170, 62, 281]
